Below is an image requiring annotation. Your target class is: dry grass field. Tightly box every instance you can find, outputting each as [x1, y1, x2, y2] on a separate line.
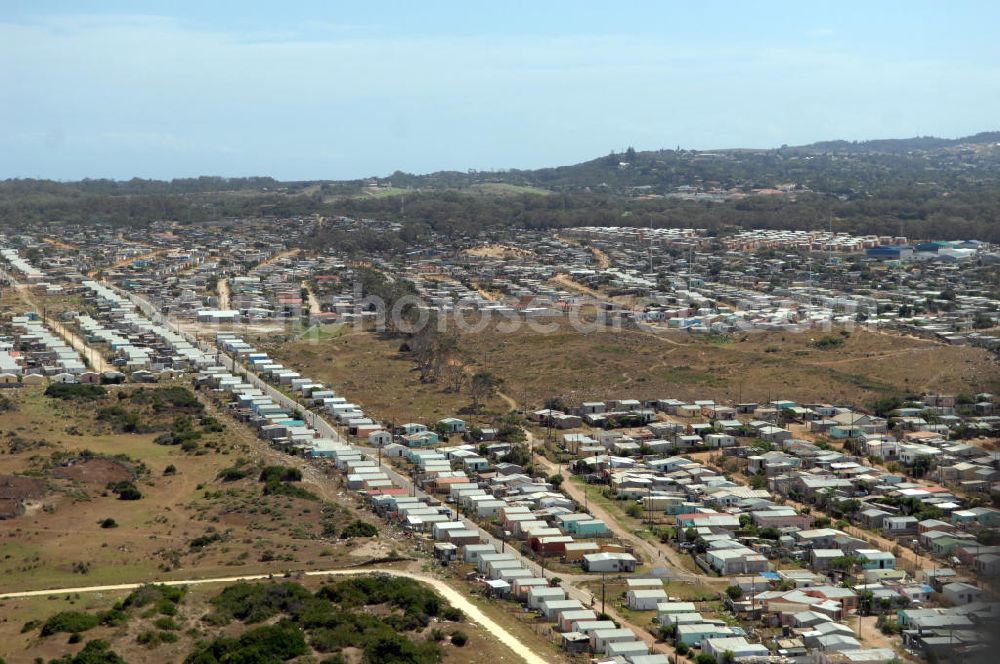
[267, 329, 509, 426]
[271, 320, 1000, 421]
[458, 321, 1000, 407]
[0, 385, 382, 596]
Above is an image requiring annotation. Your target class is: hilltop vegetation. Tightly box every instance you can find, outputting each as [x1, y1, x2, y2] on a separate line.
[3, 131, 1000, 242]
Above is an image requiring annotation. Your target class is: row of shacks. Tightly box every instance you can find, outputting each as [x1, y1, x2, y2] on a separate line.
[192, 358, 671, 662]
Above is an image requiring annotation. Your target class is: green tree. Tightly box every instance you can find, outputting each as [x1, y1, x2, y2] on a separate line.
[469, 371, 502, 412]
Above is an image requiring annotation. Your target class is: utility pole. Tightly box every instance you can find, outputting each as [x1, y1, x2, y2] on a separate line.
[601, 570, 606, 616]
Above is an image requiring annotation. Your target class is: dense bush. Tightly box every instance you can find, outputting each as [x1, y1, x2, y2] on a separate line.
[190, 532, 224, 550]
[259, 466, 303, 483]
[199, 578, 451, 664]
[108, 480, 142, 500]
[209, 582, 314, 624]
[264, 481, 318, 500]
[130, 385, 203, 412]
[217, 466, 249, 481]
[810, 335, 845, 350]
[317, 576, 442, 617]
[96, 405, 144, 432]
[185, 620, 307, 664]
[45, 384, 107, 401]
[339, 520, 378, 539]
[362, 633, 441, 664]
[137, 629, 180, 647]
[40, 611, 100, 636]
[154, 416, 203, 447]
[441, 606, 464, 622]
[49, 639, 126, 664]
[122, 584, 186, 610]
[257, 465, 316, 499]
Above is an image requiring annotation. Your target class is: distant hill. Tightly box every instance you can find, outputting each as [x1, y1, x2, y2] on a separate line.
[3, 130, 1000, 243]
[375, 131, 1000, 196]
[797, 131, 1000, 154]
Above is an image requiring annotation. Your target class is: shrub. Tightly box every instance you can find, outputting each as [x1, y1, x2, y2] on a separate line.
[130, 386, 203, 412]
[441, 606, 464, 622]
[137, 629, 179, 647]
[264, 481, 318, 500]
[99, 518, 118, 529]
[200, 415, 226, 432]
[450, 631, 468, 647]
[696, 653, 718, 664]
[316, 575, 443, 617]
[108, 481, 142, 501]
[163, 464, 177, 476]
[122, 584, 186, 610]
[50, 639, 126, 664]
[153, 616, 180, 631]
[810, 335, 845, 350]
[185, 619, 307, 662]
[96, 406, 144, 432]
[339, 520, 377, 539]
[259, 466, 303, 483]
[190, 532, 224, 550]
[45, 384, 107, 401]
[217, 466, 248, 482]
[40, 611, 100, 636]
[362, 633, 441, 664]
[208, 582, 313, 624]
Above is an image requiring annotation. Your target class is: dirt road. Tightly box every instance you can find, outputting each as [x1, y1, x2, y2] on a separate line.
[534, 453, 704, 583]
[12, 283, 112, 373]
[549, 274, 603, 299]
[302, 280, 321, 316]
[217, 277, 231, 310]
[88, 248, 166, 278]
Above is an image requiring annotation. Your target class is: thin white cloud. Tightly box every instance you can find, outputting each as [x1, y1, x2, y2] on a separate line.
[0, 12, 997, 179]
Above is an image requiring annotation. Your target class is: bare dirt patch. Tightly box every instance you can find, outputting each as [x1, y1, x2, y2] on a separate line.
[51, 458, 133, 484]
[0, 474, 47, 499]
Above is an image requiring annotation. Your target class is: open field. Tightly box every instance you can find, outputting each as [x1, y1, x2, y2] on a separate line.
[462, 244, 536, 259]
[266, 330, 508, 425]
[0, 385, 383, 594]
[270, 320, 1000, 421]
[456, 321, 1000, 408]
[469, 183, 551, 196]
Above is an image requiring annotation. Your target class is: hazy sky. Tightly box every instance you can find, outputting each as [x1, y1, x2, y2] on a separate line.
[2, 1, 999, 181]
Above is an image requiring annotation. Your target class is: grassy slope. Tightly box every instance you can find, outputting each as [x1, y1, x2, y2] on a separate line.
[0, 385, 372, 595]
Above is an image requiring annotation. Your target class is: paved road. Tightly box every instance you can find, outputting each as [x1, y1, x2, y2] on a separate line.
[0, 568, 551, 664]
